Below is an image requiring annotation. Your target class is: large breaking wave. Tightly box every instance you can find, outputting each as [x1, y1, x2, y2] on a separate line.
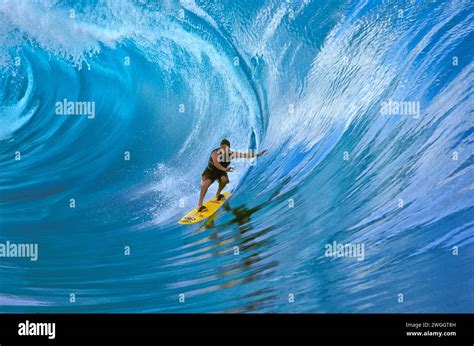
[0, 0, 473, 312]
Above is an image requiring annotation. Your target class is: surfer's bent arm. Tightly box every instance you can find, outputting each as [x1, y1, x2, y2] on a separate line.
[232, 150, 267, 159]
[211, 151, 229, 171]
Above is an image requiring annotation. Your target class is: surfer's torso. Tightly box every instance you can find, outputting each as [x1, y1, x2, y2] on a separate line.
[207, 148, 232, 171]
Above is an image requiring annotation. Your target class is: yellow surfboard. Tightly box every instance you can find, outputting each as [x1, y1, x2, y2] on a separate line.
[178, 192, 232, 225]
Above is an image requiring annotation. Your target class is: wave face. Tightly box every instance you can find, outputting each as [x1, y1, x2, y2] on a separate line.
[0, 0, 473, 312]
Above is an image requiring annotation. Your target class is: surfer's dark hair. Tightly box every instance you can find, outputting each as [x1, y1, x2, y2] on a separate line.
[220, 139, 231, 147]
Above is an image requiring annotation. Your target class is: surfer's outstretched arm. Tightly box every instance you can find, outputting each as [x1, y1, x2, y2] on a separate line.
[232, 149, 268, 159]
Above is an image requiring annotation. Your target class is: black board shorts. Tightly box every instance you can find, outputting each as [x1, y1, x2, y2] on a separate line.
[202, 167, 229, 183]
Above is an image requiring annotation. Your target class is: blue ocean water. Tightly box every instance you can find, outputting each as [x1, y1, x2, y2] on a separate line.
[0, 0, 473, 313]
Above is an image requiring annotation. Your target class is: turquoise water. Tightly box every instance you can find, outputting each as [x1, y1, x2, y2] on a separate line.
[0, 0, 473, 312]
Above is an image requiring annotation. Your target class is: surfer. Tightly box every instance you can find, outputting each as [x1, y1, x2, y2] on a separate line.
[197, 139, 267, 212]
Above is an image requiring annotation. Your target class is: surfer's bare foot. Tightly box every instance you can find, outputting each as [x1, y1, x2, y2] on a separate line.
[216, 194, 225, 201]
[198, 206, 208, 212]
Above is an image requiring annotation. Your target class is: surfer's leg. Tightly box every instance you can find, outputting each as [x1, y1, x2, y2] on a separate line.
[198, 177, 212, 208]
[216, 175, 229, 198]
